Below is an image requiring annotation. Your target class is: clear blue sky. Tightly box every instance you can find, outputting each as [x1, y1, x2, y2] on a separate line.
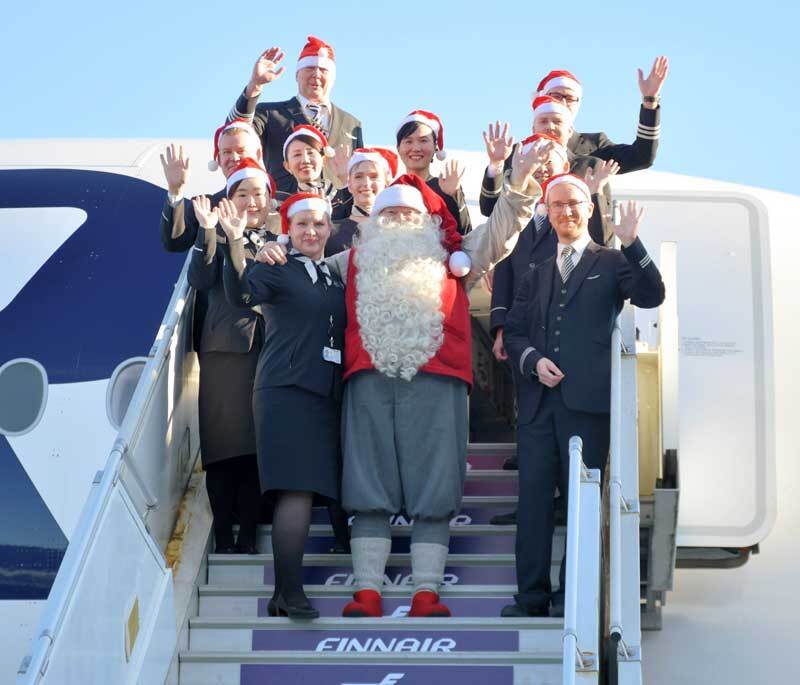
[2, 0, 798, 195]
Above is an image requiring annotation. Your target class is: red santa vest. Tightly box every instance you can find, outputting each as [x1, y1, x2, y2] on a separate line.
[343, 249, 473, 387]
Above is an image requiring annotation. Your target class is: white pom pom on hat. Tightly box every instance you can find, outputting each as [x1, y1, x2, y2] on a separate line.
[448, 250, 471, 277]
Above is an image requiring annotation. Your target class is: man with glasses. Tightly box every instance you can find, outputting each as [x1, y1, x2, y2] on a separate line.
[500, 174, 665, 618]
[479, 57, 668, 218]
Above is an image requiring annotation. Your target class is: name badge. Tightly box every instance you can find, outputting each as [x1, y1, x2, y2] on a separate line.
[323, 346, 342, 365]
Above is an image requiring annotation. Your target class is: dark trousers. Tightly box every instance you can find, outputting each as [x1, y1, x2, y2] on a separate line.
[205, 454, 262, 549]
[515, 386, 609, 611]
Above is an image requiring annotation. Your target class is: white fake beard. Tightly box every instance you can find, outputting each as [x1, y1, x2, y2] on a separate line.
[354, 215, 448, 381]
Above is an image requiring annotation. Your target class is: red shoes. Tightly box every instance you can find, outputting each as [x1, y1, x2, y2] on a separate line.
[408, 590, 451, 617]
[343, 589, 383, 618]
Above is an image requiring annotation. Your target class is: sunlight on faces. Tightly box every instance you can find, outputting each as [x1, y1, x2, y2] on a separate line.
[547, 86, 581, 117]
[288, 209, 331, 260]
[378, 206, 425, 226]
[397, 125, 436, 174]
[231, 177, 270, 228]
[533, 146, 570, 186]
[547, 183, 593, 244]
[283, 139, 323, 184]
[348, 160, 389, 211]
[219, 130, 262, 178]
[296, 65, 334, 102]
[533, 112, 572, 146]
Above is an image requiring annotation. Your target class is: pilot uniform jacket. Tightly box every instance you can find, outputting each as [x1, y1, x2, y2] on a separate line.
[489, 204, 606, 336]
[222, 240, 346, 500]
[479, 105, 661, 218]
[187, 223, 273, 466]
[161, 188, 226, 253]
[229, 91, 364, 196]
[504, 237, 665, 424]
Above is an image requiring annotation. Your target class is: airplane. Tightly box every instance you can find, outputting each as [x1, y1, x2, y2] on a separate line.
[1, 139, 797, 684]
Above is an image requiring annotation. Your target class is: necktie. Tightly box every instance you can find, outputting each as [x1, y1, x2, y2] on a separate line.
[560, 245, 576, 282]
[306, 103, 326, 133]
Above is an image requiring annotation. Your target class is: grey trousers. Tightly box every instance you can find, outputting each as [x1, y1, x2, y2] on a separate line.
[342, 371, 469, 520]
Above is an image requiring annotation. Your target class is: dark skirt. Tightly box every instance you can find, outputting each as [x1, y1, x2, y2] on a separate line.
[198, 348, 259, 466]
[253, 385, 341, 501]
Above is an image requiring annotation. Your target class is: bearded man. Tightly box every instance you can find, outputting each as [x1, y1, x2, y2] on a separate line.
[257, 144, 543, 617]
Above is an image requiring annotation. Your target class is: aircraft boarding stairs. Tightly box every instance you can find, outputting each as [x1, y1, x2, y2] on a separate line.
[17, 256, 674, 685]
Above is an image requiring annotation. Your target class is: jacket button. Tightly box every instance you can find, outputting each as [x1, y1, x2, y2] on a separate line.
[555, 330, 560, 336]
[561, 288, 567, 294]
[554, 346, 560, 352]
[556, 316, 562, 321]
[559, 303, 565, 308]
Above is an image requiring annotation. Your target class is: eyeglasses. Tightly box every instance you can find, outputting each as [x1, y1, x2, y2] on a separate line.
[547, 200, 587, 212]
[548, 93, 580, 105]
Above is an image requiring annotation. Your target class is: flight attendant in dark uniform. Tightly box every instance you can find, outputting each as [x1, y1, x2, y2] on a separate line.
[220, 192, 346, 620]
[188, 157, 279, 554]
[395, 109, 472, 235]
[325, 147, 398, 256]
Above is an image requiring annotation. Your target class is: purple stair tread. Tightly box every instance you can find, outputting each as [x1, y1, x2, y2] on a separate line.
[241, 664, 514, 684]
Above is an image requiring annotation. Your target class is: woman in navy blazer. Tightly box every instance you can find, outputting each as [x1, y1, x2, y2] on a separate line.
[220, 191, 346, 620]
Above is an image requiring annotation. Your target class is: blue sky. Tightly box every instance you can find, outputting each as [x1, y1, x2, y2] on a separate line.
[2, 1, 798, 195]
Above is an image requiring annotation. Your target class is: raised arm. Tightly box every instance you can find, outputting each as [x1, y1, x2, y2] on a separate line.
[187, 196, 220, 291]
[437, 160, 473, 235]
[461, 143, 543, 290]
[612, 201, 666, 309]
[227, 47, 285, 133]
[159, 144, 198, 252]
[479, 122, 515, 217]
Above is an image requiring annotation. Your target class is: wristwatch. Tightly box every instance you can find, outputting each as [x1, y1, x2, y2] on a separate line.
[643, 95, 660, 105]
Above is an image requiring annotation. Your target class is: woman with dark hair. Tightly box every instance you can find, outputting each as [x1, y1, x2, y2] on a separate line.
[395, 109, 472, 235]
[325, 147, 398, 256]
[220, 192, 346, 619]
[188, 157, 278, 554]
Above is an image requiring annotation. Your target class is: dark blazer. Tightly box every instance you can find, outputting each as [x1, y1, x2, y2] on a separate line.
[568, 105, 660, 173]
[489, 207, 605, 335]
[222, 242, 346, 399]
[188, 224, 274, 354]
[504, 237, 664, 421]
[326, 216, 360, 256]
[230, 92, 364, 195]
[160, 189, 226, 253]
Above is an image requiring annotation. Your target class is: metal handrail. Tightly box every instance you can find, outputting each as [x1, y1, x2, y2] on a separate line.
[17, 256, 192, 683]
[562, 435, 587, 685]
[609, 324, 624, 642]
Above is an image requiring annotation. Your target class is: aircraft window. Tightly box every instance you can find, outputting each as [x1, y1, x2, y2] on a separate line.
[106, 357, 148, 430]
[0, 359, 48, 436]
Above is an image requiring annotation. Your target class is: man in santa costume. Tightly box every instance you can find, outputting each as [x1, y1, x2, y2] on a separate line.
[259, 144, 544, 617]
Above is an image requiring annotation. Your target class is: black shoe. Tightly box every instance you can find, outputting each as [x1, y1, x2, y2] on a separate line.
[500, 602, 549, 618]
[490, 510, 517, 526]
[502, 456, 519, 471]
[214, 544, 238, 554]
[549, 595, 565, 618]
[235, 542, 258, 555]
[267, 598, 279, 617]
[274, 594, 320, 620]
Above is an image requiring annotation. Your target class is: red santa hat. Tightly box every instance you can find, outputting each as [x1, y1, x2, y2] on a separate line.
[209, 119, 261, 172]
[520, 133, 570, 167]
[372, 174, 471, 277]
[396, 110, 447, 161]
[296, 35, 336, 72]
[278, 192, 332, 244]
[282, 124, 335, 160]
[536, 69, 583, 99]
[347, 147, 399, 180]
[543, 173, 592, 204]
[225, 158, 277, 209]
[531, 95, 573, 122]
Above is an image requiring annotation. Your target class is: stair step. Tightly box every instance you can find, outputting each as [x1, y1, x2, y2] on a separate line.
[207, 554, 558, 586]
[240, 524, 564, 555]
[179, 651, 565, 685]
[188, 616, 563, 653]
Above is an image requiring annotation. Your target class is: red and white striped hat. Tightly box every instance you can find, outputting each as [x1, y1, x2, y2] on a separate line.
[209, 119, 261, 172]
[278, 192, 332, 243]
[296, 36, 335, 72]
[396, 110, 447, 160]
[347, 147, 399, 180]
[531, 96, 573, 122]
[520, 133, 569, 166]
[282, 124, 335, 160]
[536, 70, 582, 99]
[225, 158, 277, 208]
[543, 173, 592, 204]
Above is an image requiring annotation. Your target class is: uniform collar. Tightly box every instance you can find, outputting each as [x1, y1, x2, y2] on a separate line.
[289, 248, 332, 286]
[557, 229, 591, 262]
[297, 93, 331, 111]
